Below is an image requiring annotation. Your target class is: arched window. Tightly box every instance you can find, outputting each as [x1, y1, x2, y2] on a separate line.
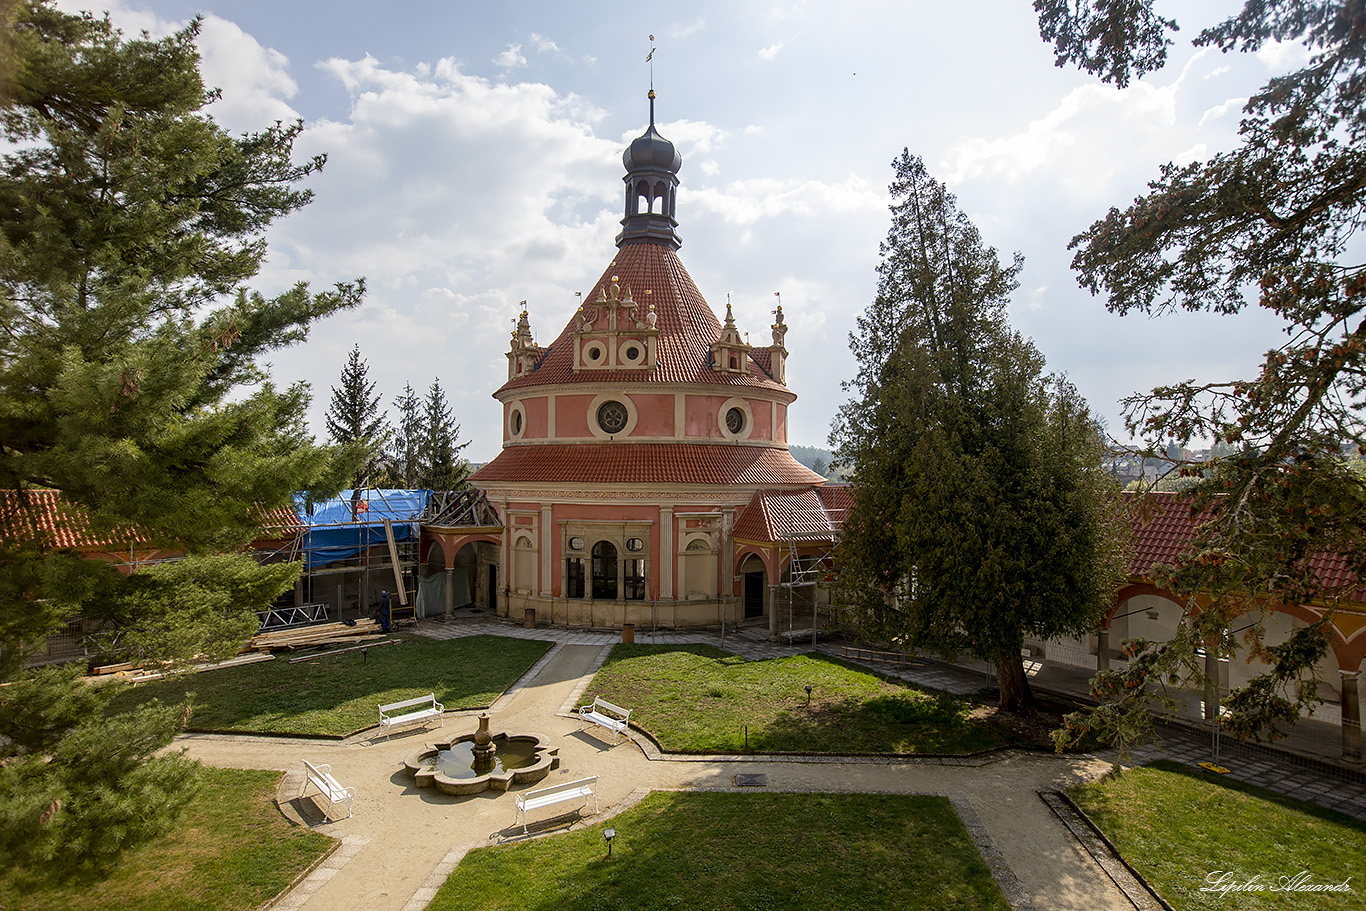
[591, 541, 618, 600]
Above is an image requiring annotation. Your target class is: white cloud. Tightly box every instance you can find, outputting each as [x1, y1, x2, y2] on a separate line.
[758, 42, 784, 61]
[1199, 96, 1247, 129]
[687, 174, 883, 226]
[670, 20, 706, 39]
[530, 33, 560, 54]
[938, 49, 1232, 201]
[1257, 38, 1312, 71]
[198, 15, 301, 131]
[494, 43, 527, 69]
[940, 81, 1177, 190]
[647, 119, 729, 154]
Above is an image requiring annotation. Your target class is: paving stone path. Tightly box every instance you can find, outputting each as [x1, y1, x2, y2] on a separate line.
[173, 620, 1366, 911]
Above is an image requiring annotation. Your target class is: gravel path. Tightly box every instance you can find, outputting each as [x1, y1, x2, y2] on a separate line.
[175, 641, 1137, 911]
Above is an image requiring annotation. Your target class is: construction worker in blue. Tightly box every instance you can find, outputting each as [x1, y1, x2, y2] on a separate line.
[379, 590, 392, 633]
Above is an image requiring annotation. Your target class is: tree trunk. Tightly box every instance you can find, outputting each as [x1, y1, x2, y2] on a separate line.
[995, 652, 1036, 713]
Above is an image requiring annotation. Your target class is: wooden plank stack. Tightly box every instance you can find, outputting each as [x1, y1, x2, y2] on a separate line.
[246, 619, 385, 653]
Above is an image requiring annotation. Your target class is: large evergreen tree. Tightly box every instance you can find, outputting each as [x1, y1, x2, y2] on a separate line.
[0, 2, 363, 871]
[1034, 1, 1366, 746]
[832, 151, 1127, 712]
[417, 378, 470, 491]
[325, 343, 387, 486]
[381, 381, 423, 488]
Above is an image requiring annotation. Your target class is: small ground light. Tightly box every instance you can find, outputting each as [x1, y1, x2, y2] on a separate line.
[804, 684, 813, 703]
[604, 827, 616, 857]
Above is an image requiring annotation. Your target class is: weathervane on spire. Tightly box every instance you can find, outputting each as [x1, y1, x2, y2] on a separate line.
[646, 34, 656, 90]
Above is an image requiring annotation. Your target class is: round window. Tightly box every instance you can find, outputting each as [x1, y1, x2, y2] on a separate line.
[598, 400, 629, 434]
[725, 407, 745, 434]
[626, 537, 644, 552]
[625, 344, 640, 360]
[586, 343, 605, 364]
[569, 536, 585, 551]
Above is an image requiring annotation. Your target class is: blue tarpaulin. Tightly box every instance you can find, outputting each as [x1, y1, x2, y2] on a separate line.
[296, 489, 431, 569]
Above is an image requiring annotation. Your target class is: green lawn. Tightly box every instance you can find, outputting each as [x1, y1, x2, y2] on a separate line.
[1068, 760, 1366, 910]
[431, 791, 1009, 911]
[0, 767, 332, 911]
[108, 634, 552, 737]
[583, 644, 1013, 754]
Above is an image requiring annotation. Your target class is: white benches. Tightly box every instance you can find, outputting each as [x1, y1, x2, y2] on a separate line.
[301, 759, 355, 820]
[577, 696, 631, 744]
[513, 776, 598, 834]
[378, 693, 444, 739]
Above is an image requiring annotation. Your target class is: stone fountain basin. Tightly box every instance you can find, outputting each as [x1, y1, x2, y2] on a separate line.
[404, 731, 558, 796]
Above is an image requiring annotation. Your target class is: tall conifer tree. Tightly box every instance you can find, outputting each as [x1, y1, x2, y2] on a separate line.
[325, 344, 387, 487]
[0, 2, 363, 869]
[832, 151, 1126, 712]
[417, 379, 470, 491]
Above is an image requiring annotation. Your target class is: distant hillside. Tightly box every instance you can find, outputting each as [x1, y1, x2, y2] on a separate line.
[789, 444, 836, 478]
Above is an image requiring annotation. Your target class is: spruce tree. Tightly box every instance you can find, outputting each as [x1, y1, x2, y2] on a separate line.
[417, 379, 470, 491]
[0, 2, 364, 871]
[325, 344, 388, 486]
[832, 151, 1127, 712]
[387, 382, 423, 488]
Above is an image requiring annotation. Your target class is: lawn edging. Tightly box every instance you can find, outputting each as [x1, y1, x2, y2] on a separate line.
[608, 715, 1051, 765]
[1043, 787, 1175, 911]
[255, 828, 343, 911]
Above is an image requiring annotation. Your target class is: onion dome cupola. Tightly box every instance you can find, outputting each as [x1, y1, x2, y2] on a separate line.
[616, 90, 683, 251]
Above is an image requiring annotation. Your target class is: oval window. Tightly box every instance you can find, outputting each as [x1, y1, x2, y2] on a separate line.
[626, 537, 644, 552]
[598, 400, 629, 434]
[569, 536, 585, 551]
[511, 410, 523, 435]
[726, 407, 745, 434]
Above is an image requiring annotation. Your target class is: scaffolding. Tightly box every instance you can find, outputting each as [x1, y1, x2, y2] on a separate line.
[267, 487, 502, 624]
[777, 529, 841, 648]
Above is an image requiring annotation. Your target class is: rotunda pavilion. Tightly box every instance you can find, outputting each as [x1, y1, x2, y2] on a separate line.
[460, 92, 842, 633]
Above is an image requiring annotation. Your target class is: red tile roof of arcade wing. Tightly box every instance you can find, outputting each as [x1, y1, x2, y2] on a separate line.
[0, 489, 300, 550]
[1125, 492, 1366, 602]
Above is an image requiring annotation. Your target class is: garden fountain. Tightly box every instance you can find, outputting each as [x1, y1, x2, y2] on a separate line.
[403, 713, 558, 796]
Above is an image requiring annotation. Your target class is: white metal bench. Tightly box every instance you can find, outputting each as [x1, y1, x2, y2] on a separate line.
[577, 696, 631, 744]
[513, 776, 598, 834]
[378, 693, 444, 739]
[301, 759, 355, 820]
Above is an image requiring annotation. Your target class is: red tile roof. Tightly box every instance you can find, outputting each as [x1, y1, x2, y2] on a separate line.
[0, 489, 148, 550]
[470, 443, 826, 487]
[0, 490, 301, 551]
[1126, 492, 1365, 601]
[1126, 493, 1214, 577]
[732, 484, 850, 543]
[495, 242, 789, 395]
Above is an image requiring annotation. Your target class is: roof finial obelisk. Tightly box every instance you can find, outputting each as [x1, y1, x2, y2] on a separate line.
[646, 34, 656, 94]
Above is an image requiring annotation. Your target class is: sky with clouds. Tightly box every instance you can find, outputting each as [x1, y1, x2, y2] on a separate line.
[58, 1, 1302, 462]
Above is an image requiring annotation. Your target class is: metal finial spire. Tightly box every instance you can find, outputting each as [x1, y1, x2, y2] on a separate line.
[646, 34, 656, 91]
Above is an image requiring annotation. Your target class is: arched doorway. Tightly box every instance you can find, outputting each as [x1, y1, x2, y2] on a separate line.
[592, 541, 618, 600]
[741, 554, 766, 619]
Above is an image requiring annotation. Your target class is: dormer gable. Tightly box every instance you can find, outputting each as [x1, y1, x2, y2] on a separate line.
[710, 299, 751, 375]
[571, 275, 660, 371]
